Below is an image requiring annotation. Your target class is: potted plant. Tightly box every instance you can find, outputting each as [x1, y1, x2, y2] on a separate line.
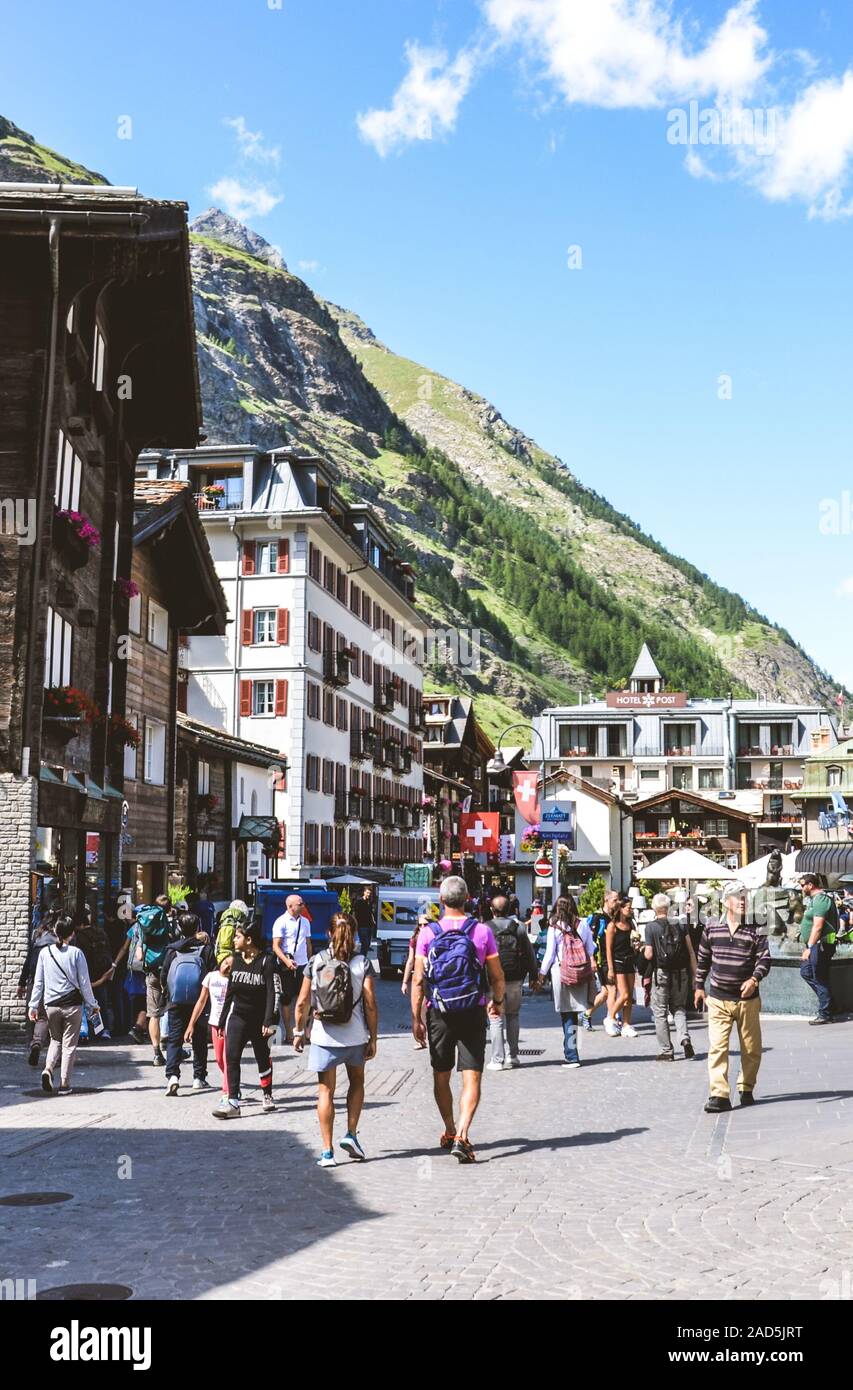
[115, 577, 140, 602]
[197, 792, 219, 815]
[53, 509, 100, 569]
[105, 713, 140, 748]
[44, 686, 101, 743]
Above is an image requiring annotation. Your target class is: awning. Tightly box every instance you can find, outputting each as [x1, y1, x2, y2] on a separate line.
[795, 844, 853, 878]
[236, 814, 279, 848]
[102, 783, 125, 801]
[38, 765, 64, 785]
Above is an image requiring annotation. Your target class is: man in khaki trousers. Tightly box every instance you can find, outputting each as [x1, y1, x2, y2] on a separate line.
[694, 882, 771, 1114]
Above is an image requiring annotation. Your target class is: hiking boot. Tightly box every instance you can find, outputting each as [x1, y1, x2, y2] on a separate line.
[340, 1132, 366, 1161]
[704, 1096, 732, 1113]
[317, 1150, 337, 1168]
[27, 1042, 40, 1067]
[451, 1136, 476, 1164]
[739, 1090, 755, 1106]
[262, 1094, 276, 1114]
[41, 1068, 53, 1093]
[213, 1100, 241, 1119]
[682, 1038, 695, 1059]
[655, 1052, 674, 1062]
[152, 1050, 165, 1067]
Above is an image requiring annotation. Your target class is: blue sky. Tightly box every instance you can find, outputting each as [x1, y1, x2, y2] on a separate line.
[4, 0, 853, 687]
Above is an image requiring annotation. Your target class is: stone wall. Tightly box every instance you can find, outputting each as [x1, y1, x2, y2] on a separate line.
[0, 772, 36, 1037]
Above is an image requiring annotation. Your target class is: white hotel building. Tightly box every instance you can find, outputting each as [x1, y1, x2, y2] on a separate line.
[137, 444, 426, 879]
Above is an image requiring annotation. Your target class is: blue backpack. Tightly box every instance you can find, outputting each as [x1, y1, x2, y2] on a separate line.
[424, 917, 485, 1013]
[166, 944, 206, 1006]
[132, 905, 171, 972]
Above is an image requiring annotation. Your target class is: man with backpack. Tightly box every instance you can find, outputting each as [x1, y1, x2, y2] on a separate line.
[411, 875, 505, 1164]
[643, 892, 698, 1062]
[160, 913, 216, 1096]
[487, 893, 537, 1070]
[113, 895, 174, 1066]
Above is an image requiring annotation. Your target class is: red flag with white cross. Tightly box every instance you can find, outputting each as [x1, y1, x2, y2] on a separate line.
[512, 770, 541, 824]
[458, 812, 500, 855]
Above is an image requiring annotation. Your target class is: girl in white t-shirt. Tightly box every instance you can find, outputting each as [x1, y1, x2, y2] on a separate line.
[185, 957, 232, 1096]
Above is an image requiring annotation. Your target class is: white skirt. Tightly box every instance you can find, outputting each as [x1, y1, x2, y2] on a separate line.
[549, 964, 592, 1014]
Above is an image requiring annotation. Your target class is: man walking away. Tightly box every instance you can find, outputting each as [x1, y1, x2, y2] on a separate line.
[17, 912, 58, 1067]
[352, 887, 375, 962]
[487, 893, 537, 1070]
[799, 874, 839, 1025]
[161, 914, 216, 1096]
[411, 875, 504, 1163]
[644, 893, 697, 1062]
[695, 882, 770, 1112]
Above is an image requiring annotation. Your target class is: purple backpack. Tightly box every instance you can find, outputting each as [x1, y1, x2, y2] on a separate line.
[424, 917, 485, 1013]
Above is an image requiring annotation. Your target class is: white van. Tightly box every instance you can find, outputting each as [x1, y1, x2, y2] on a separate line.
[376, 887, 441, 979]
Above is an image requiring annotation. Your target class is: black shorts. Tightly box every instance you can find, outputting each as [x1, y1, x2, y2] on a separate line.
[279, 964, 304, 1005]
[427, 1006, 487, 1074]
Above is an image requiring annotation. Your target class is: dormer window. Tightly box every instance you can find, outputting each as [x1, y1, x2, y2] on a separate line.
[827, 766, 843, 787]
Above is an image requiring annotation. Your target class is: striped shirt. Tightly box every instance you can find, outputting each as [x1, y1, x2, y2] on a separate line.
[695, 917, 771, 1002]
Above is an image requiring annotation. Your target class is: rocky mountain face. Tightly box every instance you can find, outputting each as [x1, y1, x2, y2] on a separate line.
[0, 116, 842, 734]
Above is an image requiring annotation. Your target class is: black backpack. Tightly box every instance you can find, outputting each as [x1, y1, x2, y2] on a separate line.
[311, 951, 356, 1024]
[657, 920, 684, 970]
[495, 919, 526, 981]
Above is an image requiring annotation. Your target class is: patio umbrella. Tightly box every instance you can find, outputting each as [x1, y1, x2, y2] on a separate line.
[636, 848, 725, 881]
[739, 851, 801, 891]
[326, 873, 375, 885]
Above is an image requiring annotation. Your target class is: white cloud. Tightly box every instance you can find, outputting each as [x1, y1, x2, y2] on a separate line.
[224, 116, 280, 165]
[297, 259, 321, 272]
[357, 41, 477, 156]
[748, 71, 853, 217]
[483, 0, 771, 108]
[207, 178, 282, 220]
[836, 577, 853, 599]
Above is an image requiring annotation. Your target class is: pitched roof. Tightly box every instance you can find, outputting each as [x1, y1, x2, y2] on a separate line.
[133, 481, 227, 635]
[630, 643, 662, 682]
[633, 787, 759, 820]
[177, 713, 281, 768]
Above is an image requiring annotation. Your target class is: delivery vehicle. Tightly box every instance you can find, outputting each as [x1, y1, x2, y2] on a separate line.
[253, 879, 341, 953]
[376, 886, 441, 979]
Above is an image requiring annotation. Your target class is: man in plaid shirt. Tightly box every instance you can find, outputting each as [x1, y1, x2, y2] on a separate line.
[694, 881, 771, 1113]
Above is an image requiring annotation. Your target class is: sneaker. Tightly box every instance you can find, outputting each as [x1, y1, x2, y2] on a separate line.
[486, 1060, 505, 1071]
[704, 1096, 732, 1113]
[581, 1011, 593, 1032]
[129, 1026, 147, 1045]
[152, 1050, 165, 1067]
[682, 1038, 695, 1059]
[192, 1077, 208, 1092]
[100, 1030, 112, 1041]
[439, 1132, 455, 1152]
[507, 1057, 522, 1068]
[340, 1132, 366, 1161]
[262, 1094, 276, 1113]
[165, 1077, 179, 1097]
[739, 1090, 755, 1106]
[180, 1048, 191, 1061]
[451, 1136, 476, 1164]
[41, 1069, 53, 1093]
[603, 1017, 621, 1037]
[58, 1083, 72, 1094]
[213, 1100, 241, 1119]
[621, 1024, 638, 1039]
[317, 1150, 337, 1168]
[562, 1060, 581, 1069]
[809, 1015, 832, 1026]
[655, 1052, 674, 1062]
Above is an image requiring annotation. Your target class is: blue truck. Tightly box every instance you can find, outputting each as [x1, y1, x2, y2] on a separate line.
[253, 879, 342, 952]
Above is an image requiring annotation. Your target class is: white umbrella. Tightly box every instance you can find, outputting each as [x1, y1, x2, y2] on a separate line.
[636, 848, 725, 881]
[739, 851, 801, 891]
[326, 873, 375, 885]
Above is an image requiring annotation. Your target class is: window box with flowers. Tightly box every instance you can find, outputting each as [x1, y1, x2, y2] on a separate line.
[105, 713, 140, 750]
[53, 509, 100, 571]
[115, 577, 140, 603]
[44, 686, 101, 744]
[197, 792, 219, 816]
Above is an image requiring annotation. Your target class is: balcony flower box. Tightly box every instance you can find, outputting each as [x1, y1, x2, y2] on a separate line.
[53, 509, 100, 570]
[116, 577, 140, 602]
[44, 686, 101, 743]
[203, 484, 225, 497]
[105, 713, 140, 749]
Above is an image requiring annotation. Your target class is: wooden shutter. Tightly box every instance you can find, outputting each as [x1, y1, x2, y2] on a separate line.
[242, 610, 253, 646]
[239, 679, 252, 716]
[277, 539, 290, 573]
[276, 608, 289, 645]
[277, 820, 286, 858]
[275, 679, 288, 717]
[241, 540, 256, 575]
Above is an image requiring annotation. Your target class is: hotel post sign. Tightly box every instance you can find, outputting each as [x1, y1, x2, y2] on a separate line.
[606, 691, 688, 709]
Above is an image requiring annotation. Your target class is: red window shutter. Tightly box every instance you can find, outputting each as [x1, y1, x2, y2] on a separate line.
[277, 820, 286, 859]
[277, 608, 289, 645]
[239, 679, 252, 716]
[275, 679, 288, 717]
[277, 540, 290, 573]
[242, 541, 256, 575]
[242, 610, 253, 646]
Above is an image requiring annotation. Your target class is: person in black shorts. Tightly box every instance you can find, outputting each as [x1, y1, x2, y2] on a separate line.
[605, 897, 639, 1039]
[410, 875, 505, 1164]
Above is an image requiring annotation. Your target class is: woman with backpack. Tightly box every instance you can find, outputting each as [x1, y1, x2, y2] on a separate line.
[604, 897, 639, 1039]
[160, 913, 216, 1097]
[294, 912, 377, 1167]
[213, 919, 278, 1119]
[27, 915, 101, 1093]
[536, 897, 595, 1068]
[487, 893, 537, 1070]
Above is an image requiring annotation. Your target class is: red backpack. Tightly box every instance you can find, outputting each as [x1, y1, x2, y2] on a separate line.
[558, 923, 593, 986]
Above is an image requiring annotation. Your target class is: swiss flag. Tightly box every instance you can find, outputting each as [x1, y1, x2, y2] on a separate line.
[459, 812, 500, 854]
[512, 770, 541, 824]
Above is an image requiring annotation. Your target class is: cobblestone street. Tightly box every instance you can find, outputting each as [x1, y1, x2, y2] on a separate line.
[2, 980, 853, 1302]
